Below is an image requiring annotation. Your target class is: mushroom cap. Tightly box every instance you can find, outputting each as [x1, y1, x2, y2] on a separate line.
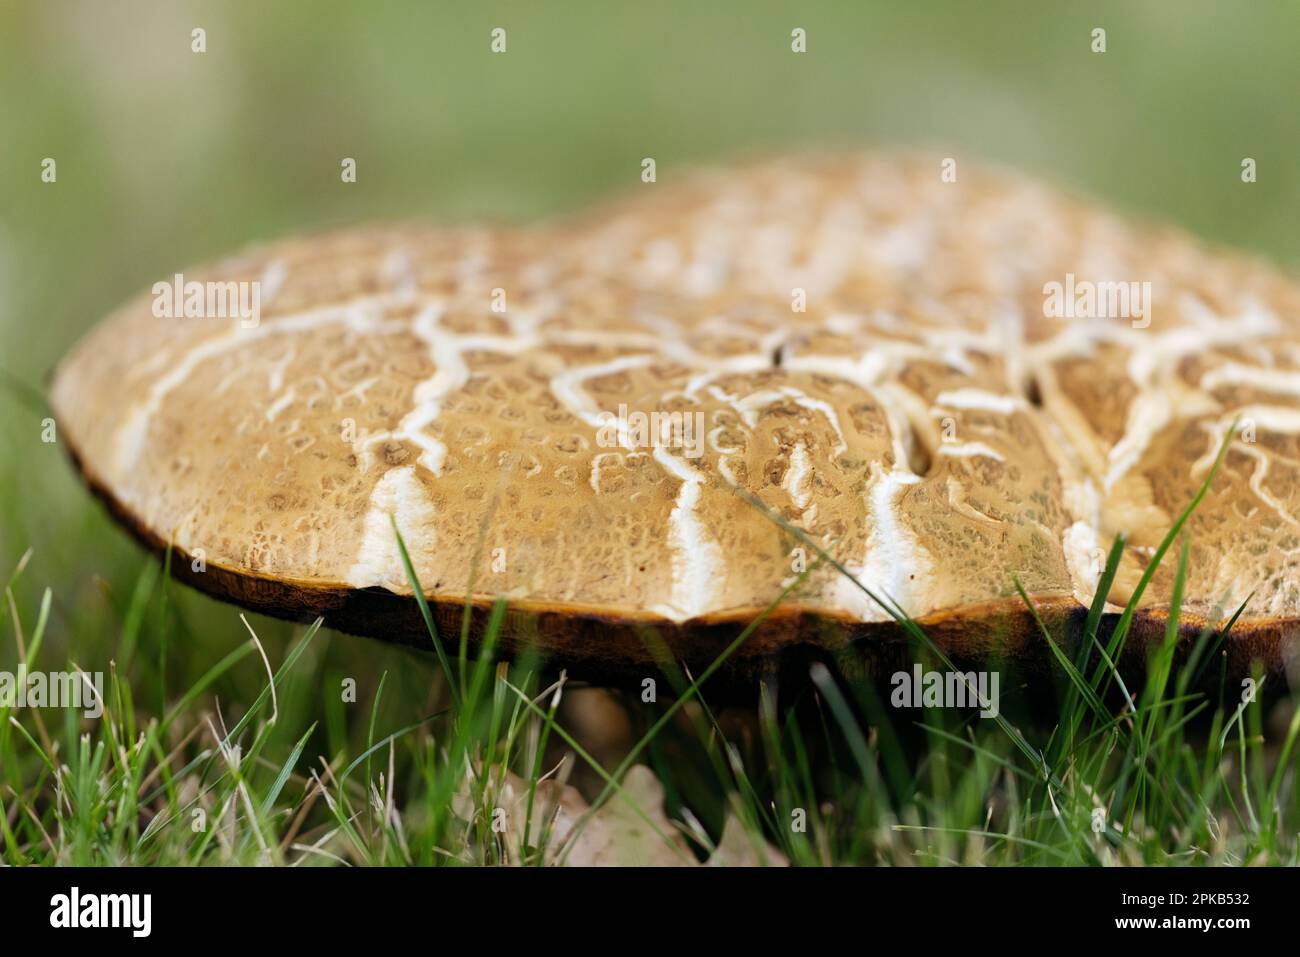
[51, 153, 1300, 680]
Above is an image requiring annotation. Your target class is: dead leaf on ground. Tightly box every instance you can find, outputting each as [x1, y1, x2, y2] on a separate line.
[459, 761, 787, 866]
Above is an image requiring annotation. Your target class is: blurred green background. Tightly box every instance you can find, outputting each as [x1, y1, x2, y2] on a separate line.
[1, 0, 1298, 700]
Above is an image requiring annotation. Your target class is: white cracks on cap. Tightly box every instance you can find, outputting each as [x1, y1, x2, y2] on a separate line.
[782, 440, 812, 510]
[1192, 406, 1300, 465]
[936, 441, 1006, 463]
[784, 351, 892, 392]
[332, 375, 381, 410]
[667, 327, 788, 400]
[782, 353, 919, 472]
[112, 293, 410, 486]
[724, 386, 849, 458]
[550, 353, 725, 621]
[549, 354, 657, 437]
[552, 353, 658, 494]
[1057, 302, 1299, 604]
[358, 301, 541, 476]
[1191, 406, 1300, 530]
[814, 311, 1003, 380]
[377, 301, 456, 476]
[779, 350, 935, 621]
[933, 389, 1025, 415]
[649, 446, 725, 622]
[264, 386, 296, 422]
[346, 465, 438, 589]
[1236, 444, 1299, 529]
[1062, 520, 1103, 607]
[264, 344, 296, 394]
[990, 303, 1031, 398]
[589, 451, 625, 494]
[1028, 395, 1120, 610]
[1033, 371, 1110, 482]
[1014, 297, 1293, 608]
[1105, 390, 1172, 493]
[1200, 361, 1300, 399]
[382, 248, 418, 299]
[259, 259, 287, 305]
[703, 379, 850, 508]
[945, 476, 999, 525]
[716, 455, 741, 487]
[834, 465, 928, 623]
[1096, 299, 1281, 492]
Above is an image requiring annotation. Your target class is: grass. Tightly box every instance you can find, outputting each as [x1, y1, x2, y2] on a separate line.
[1, 424, 1297, 867]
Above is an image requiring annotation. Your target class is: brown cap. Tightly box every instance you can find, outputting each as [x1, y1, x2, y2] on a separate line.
[50, 153, 1300, 680]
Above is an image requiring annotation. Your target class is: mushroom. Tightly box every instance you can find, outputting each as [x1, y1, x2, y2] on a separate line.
[50, 153, 1300, 681]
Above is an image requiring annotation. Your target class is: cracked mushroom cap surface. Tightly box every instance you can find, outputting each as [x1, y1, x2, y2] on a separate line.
[51, 153, 1300, 679]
